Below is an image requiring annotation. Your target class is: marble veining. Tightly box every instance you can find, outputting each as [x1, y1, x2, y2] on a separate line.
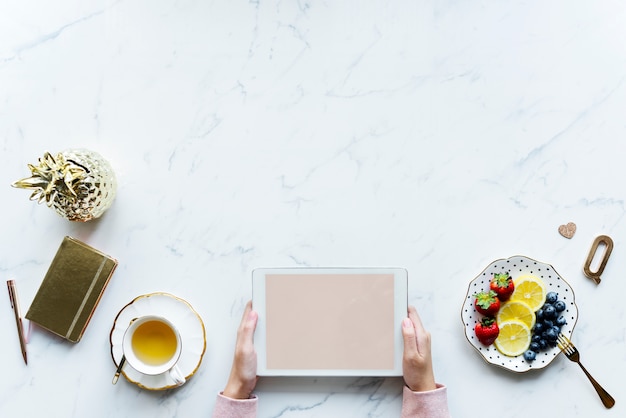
[2, 1, 626, 417]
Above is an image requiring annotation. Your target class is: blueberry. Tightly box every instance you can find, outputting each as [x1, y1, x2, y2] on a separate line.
[523, 350, 537, 362]
[546, 292, 558, 303]
[543, 304, 557, 319]
[544, 327, 558, 341]
[536, 308, 544, 321]
[532, 334, 542, 343]
[554, 300, 566, 312]
[542, 319, 554, 328]
[556, 316, 567, 327]
[529, 342, 541, 352]
[539, 339, 548, 350]
[533, 322, 544, 333]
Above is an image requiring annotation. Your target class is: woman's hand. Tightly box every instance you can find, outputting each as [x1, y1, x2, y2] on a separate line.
[401, 305, 437, 392]
[222, 301, 259, 399]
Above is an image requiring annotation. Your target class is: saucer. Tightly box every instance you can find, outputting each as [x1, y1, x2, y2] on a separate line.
[110, 292, 206, 390]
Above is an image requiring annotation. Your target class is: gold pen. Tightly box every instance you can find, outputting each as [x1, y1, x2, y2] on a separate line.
[7, 280, 28, 364]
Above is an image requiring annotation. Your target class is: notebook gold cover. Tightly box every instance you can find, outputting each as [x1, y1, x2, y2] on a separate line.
[26, 236, 118, 343]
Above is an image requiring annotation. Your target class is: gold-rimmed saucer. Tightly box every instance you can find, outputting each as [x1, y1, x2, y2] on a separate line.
[109, 292, 206, 390]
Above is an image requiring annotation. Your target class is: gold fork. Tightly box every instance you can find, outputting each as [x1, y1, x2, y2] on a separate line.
[557, 333, 615, 408]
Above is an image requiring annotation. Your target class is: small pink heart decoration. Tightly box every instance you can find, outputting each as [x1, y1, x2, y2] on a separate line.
[558, 222, 576, 239]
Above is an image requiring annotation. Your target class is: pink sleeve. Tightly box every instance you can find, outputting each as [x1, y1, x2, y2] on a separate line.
[211, 393, 258, 418]
[401, 384, 450, 418]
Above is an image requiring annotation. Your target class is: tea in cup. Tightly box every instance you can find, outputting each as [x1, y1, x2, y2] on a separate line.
[122, 315, 185, 385]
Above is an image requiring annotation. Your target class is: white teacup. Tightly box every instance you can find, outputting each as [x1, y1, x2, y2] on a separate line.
[122, 315, 186, 386]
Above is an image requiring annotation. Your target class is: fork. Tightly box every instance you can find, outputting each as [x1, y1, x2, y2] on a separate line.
[557, 333, 615, 408]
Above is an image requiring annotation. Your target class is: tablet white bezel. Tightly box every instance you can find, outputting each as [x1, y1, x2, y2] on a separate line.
[252, 267, 408, 376]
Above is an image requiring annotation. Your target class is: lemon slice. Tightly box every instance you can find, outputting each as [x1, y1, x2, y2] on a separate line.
[494, 320, 531, 357]
[510, 274, 546, 312]
[497, 300, 536, 329]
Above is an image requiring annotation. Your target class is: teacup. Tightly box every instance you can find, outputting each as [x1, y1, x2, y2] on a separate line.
[122, 315, 186, 386]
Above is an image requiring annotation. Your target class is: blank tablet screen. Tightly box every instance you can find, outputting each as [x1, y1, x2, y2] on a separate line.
[252, 268, 407, 376]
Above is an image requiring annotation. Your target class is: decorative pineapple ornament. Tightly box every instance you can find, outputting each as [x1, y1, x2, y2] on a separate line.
[12, 149, 117, 222]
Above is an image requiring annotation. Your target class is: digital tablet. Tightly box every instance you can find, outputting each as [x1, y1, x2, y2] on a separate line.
[252, 267, 408, 376]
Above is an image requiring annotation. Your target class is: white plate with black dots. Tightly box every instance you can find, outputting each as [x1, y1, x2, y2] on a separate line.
[461, 255, 578, 373]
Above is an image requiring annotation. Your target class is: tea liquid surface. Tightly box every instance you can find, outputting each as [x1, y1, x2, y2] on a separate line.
[132, 320, 178, 365]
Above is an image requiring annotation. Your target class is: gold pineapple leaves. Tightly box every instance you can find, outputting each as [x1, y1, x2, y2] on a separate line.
[12, 152, 87, 206]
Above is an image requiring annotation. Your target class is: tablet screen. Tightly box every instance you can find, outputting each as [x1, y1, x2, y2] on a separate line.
[252, 268, 408, 376]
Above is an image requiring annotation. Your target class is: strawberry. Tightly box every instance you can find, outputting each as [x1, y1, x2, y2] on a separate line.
[474, 317, 499, 346]
[473, 290, 500, 315]
[490, 272, 515, 301]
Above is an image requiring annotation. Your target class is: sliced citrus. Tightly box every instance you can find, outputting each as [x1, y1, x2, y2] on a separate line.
[497, 300, 536, 329]
[510, 274, 546, 312]
[494, 320, 531, 357]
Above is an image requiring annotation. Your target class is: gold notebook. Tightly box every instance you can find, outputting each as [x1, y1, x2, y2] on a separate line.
[26, 236, 118, 343]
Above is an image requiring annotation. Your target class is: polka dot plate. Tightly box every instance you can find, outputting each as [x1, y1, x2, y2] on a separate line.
[461, 255, 578, 373]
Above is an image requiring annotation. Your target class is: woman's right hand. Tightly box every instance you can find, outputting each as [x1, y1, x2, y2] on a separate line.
[401, 305, 437, 392]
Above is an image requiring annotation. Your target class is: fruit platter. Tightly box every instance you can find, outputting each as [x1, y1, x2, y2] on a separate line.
[461, 255, 578, 372]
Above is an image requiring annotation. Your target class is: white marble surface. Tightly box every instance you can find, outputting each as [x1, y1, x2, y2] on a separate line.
[1, 1, 626, 417]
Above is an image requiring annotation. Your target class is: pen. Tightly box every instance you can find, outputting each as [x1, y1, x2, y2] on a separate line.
[7, 280, 28, 364]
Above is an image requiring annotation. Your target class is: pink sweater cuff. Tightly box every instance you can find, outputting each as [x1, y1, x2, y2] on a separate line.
[212, 393, 258, 418]
[401, 384, 450, 418]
